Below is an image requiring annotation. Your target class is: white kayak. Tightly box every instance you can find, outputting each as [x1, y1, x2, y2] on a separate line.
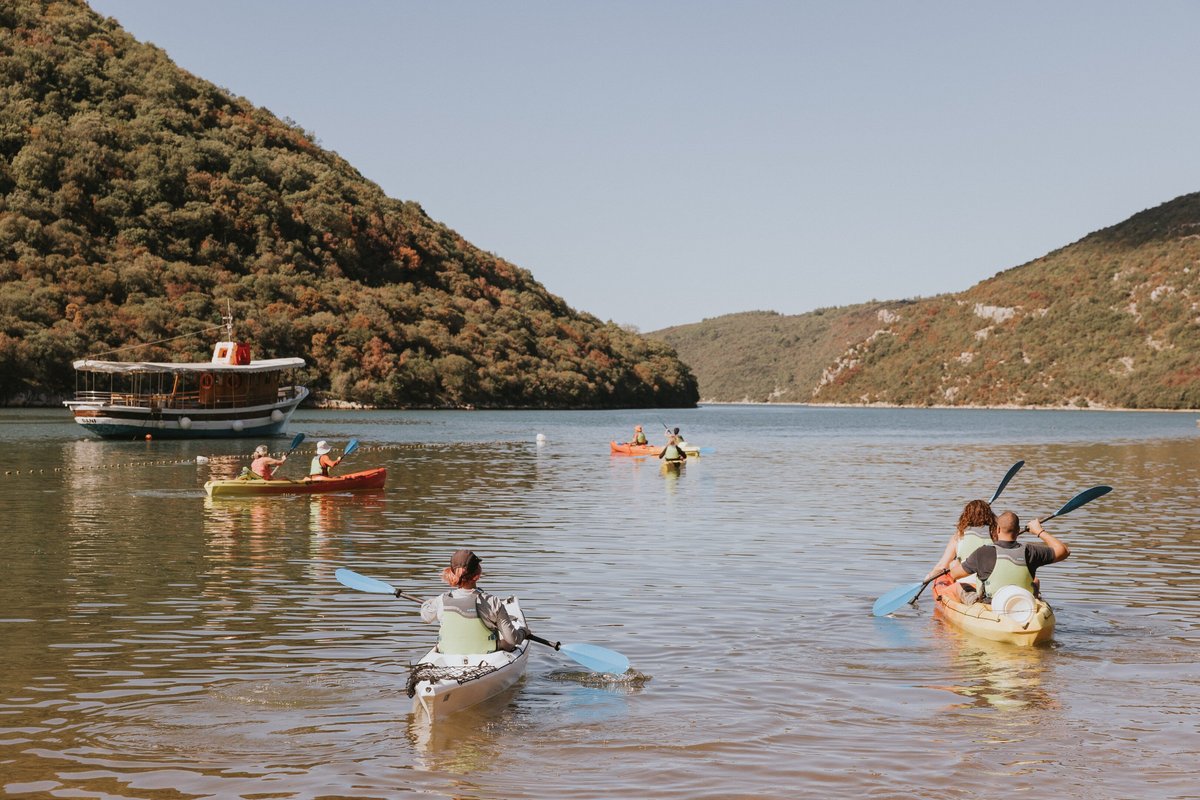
[409, 595, 531, 720]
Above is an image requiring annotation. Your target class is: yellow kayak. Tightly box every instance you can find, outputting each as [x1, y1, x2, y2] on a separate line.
[932, 575, 1055, 646]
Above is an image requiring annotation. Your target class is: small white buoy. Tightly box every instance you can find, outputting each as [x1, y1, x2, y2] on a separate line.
[196, 455, 210, 465]
[536, 433, 546, 446]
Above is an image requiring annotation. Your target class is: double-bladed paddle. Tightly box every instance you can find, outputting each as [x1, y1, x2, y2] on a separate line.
[341, 438, 359, 461]
[334, 567, 630, 674]
[872, 461, 1024, 617]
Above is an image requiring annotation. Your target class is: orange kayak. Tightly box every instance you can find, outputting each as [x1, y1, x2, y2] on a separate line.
[204, 467, 387, 497]
[610, 441, 662, 456]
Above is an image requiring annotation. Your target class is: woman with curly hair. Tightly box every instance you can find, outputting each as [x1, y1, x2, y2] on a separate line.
[923, 499, 997, 601]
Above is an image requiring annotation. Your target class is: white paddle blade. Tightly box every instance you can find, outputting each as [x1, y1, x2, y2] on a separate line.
[335, 568, 396, 595]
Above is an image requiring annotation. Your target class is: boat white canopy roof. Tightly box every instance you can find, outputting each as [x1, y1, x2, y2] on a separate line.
[72, 357, 306, 374]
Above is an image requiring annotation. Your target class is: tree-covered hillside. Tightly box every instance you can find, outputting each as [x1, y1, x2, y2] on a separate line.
[0, 0, 698, 408]
[650, 303, 914, 403]
[653, 193, 1200, 410]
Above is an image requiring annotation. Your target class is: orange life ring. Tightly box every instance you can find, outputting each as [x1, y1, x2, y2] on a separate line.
[200, 373, 214, 390]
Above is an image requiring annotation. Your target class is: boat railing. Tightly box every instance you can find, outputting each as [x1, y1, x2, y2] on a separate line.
[70, 385, 305, 410]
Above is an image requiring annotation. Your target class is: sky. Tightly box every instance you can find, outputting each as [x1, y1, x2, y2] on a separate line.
[85, 1, 1200, 332]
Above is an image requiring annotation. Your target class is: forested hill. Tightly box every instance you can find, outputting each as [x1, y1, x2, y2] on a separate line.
[0, 1, 698, 408]
[652, 192, 1200, 410]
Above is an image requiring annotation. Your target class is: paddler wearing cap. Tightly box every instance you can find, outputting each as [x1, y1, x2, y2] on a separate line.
[420, 550, 528, 654]
[946, 511, 1070, 602]
[309, 440, 342, 478]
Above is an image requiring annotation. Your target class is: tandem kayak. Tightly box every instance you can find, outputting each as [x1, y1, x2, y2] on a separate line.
[204, 467, 387, 497]
[931, 574, 1055, 646]
[409, 596, 531, 720]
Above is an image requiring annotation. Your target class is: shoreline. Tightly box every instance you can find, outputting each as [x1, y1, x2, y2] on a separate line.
[696, 400, 1200, 414]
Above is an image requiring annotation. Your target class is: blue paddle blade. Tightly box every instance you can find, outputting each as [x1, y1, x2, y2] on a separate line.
[289, 432, 305, 450]
[872, 581, 925, 617]
[343, 438, 359, 457]
[990, 460, 1024, 504]
[335, 568, 396, 595]
[561, 642, 630, 674]
[698, 447, 716, 455]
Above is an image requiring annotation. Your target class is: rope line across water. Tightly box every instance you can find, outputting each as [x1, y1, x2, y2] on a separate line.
[2, 441, 528, 476]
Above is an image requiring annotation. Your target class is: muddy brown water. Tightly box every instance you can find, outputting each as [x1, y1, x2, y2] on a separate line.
[1, 406, 1197, 799]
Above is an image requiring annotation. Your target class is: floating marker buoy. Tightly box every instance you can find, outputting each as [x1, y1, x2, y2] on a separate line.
[145, 434, 152, 440]
[536, 433, 546, 446]
[196, 456, 210, 465]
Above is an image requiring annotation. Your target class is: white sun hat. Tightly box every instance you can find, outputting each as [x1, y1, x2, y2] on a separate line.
[315, 440, 331, 455]
[991, 585, 1037, 625]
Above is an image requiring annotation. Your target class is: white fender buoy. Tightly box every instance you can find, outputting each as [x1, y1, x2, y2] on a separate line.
[271, 409, 283, 422]
[179, 416, 192, 430]
[232, 420, 244, 432]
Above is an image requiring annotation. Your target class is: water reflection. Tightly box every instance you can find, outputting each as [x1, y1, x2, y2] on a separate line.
[928, 627, 1059, 713]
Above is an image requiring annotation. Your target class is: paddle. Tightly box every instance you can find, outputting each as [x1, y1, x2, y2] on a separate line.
[272, 432, 305, 477]
[340, 438, 359, 462]
[334, 568, 630, 674]
[990, 460, 1024, 504]
[872, 461, 1025, 617]
[872, 570, 948, 617]
[1023, 485, 1112, 530]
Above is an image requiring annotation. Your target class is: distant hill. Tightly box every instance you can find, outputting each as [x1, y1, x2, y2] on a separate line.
[652, 193, 1200, 409]
[0, 0, 698, 408]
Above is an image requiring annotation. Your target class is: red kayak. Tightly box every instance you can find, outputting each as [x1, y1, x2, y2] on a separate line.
[204, 467, 387, 497]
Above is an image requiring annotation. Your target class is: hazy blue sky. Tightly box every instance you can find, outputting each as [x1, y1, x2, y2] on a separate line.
[87, 1, 1200, 332]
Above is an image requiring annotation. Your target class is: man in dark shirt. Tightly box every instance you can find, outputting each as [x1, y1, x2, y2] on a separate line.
[948, 511, 1070, 601]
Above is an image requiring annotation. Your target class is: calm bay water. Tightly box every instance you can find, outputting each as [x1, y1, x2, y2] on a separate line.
[1, 405, 1198, 799]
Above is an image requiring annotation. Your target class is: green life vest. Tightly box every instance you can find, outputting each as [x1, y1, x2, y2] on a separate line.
[310, 455, 323, 476]
[983, 543, 1034, 598]
[634, 432, 647, 445]
[438, 591, 498, 655]
[956, 525, 992, 562]
[662, 443, 684, 461]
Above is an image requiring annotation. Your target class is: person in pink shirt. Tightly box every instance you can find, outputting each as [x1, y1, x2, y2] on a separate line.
[249, 444, 286, 480]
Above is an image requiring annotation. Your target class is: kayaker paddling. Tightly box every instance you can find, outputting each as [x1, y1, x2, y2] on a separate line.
[249, 444, 286, 480]
[631, 425, 648, 446]
[924, 499, 998, 603]
[310, 440, 342, 477]
[420, 550, 528, 654]
[947, 511, 1070, 602]
[658, 433, 688, 464]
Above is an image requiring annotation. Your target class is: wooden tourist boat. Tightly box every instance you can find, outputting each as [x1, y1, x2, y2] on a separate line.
[64, 314, 308, 439]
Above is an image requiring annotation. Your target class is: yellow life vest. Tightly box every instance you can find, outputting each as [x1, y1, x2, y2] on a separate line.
[983, 543, 1035, 598]
[437, 591, 498, 655]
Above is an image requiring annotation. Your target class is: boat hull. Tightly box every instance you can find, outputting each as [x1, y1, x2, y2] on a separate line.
[412, 597, 530, 720]
[204, 467, 386, 497]
[932, 575, 1055, 646]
